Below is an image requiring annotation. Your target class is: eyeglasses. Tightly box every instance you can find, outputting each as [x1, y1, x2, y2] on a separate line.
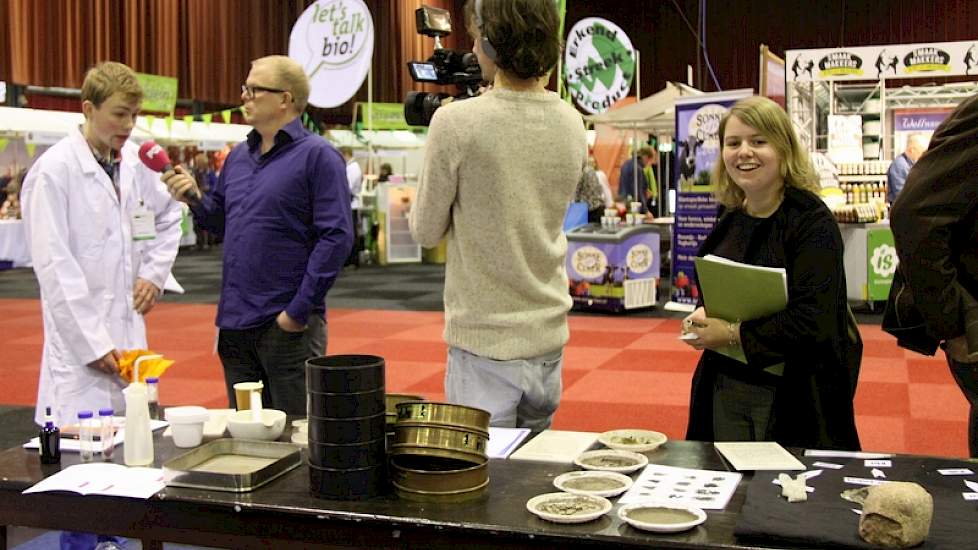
[241, 84, 288, 99]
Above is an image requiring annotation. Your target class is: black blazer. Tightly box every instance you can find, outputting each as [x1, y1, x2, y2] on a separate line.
[686, 187, 862, 450]
[888, 94, 978, 351]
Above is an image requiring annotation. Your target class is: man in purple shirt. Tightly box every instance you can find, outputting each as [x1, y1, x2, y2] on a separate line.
[162, 55, 352, 414]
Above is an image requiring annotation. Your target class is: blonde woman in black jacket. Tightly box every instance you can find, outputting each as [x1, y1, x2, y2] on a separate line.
[681, 96, 862, 450]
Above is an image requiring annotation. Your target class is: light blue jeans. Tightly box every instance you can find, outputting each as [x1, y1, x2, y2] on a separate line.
[445, 346, 563, 430]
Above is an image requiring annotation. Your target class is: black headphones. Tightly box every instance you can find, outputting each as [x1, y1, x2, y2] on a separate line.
[473, 0, 498, 63]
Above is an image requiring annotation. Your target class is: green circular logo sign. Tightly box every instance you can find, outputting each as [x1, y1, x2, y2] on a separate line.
[564, 18, 635, 114]
[871, 244, 898, 277]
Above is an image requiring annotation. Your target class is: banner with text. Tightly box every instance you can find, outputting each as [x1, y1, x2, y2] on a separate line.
[360, 102, 411, 130]
[787, 40, 978, 82]
[669, 90, 753, 308]
[135, 73, 178, 114]
[891, 108, 952, 155]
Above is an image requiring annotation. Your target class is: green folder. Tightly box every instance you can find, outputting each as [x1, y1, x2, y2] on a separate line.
[693, 254, 788, 364]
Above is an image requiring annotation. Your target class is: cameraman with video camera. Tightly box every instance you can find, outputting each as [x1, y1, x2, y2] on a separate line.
[409, 0, 586, 430]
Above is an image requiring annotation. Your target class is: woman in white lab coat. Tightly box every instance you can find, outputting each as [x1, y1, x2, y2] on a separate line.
[21, 63, 182, 427]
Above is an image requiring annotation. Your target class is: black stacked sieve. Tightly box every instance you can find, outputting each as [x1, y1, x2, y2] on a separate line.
[306, 355, 387, 499]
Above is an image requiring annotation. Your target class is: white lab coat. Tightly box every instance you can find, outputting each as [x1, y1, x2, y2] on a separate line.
[22, 127, 182, 426]
[346, 159, 363, 209]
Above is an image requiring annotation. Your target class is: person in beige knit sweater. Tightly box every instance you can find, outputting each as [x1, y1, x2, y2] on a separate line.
[409, 0, 586, 429]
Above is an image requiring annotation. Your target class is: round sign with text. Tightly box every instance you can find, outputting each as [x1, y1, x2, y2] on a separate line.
[572, 246, 609, 280]
[626, 244, 654, 275]
[289, 0, 374, 108]
[871, 244, 899, 278]
[564, 18, 635, 114]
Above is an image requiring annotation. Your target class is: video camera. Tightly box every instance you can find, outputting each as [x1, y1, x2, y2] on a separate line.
[403, 6, 483, 127]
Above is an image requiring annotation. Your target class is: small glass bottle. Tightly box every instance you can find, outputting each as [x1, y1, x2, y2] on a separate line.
[98, 408, 115, 460]
[146, 377, 160, 421]
[77, 410, 95, 463]
[39, 406, 61, 464]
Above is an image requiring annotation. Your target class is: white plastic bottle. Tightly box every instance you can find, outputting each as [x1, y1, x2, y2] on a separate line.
[77, 410, 95, 462]
[123, 383, 154, 466]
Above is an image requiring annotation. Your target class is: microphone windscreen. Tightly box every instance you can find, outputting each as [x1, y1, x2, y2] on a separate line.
[138, 140, 172, 173]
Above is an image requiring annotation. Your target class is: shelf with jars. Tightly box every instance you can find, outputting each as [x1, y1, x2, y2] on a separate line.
[838, 181, 886, 205]
[832, 202, 886, 224]
[835, 160, 891, 176]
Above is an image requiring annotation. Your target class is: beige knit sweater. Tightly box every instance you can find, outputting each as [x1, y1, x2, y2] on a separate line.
[409, 88, 587, 360]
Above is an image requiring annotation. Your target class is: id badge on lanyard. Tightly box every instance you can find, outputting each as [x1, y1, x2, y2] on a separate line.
[131, 200, 157, 241]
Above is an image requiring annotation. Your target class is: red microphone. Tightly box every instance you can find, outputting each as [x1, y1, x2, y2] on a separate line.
[138, 140, 200, 201]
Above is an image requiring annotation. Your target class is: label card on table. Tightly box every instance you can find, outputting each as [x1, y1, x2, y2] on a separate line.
[938, 468, 974, 476]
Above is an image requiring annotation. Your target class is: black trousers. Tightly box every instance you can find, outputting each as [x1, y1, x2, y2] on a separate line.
[946, 353, 978, 457]
[218, 314, 326, 415]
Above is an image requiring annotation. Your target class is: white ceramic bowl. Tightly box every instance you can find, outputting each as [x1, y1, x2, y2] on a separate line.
[574, 449, 649, 474]
[553, 470, 633, 498]
[526, 492, 612, 524]
[618, 503, 707, 533]
[164, 406, 210, 448]
[227, 409, 287, 441]
[598, 429, 668, 453]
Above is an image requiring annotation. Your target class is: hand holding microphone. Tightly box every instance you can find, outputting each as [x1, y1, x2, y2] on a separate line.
[138, 140, 201, 203]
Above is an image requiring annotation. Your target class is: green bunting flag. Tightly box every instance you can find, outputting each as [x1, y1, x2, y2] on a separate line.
[183, 115, 194, 131]
[25, 142, 36, 158]
[164, 115, 174, 134]
[221, 109, 232, 124]
[202, 113, 213, 126]
[146, 114, 156, 131]
[0, 138, 8, 153]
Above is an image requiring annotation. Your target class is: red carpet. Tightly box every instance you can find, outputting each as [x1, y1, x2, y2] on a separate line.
[1, 298, 970, 458]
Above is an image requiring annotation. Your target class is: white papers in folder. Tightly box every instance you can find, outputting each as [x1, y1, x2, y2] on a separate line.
[714, 441, 806, 471]
[508, 430, 598, 463]
[702, 254, 788, 297]
[487, 427, 531, 459]
[23, 463, 165, 499]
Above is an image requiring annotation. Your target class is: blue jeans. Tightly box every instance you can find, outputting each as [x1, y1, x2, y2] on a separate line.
[445, 346, 563, 430]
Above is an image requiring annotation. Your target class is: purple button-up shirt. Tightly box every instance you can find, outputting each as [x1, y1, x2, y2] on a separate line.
[192, 117, 352, 330]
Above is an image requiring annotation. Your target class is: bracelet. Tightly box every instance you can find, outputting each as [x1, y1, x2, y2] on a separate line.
[727, 321, 740, 347]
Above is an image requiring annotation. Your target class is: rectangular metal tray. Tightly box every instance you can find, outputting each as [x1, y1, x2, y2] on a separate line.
[163, 438, 302, 492]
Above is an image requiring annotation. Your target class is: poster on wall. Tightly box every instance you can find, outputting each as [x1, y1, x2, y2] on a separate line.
[787, 40, 978, 82]
[289, 0, 375, 108]
[827, 114, 864, 164]
[564, 17, 635, 114]
[667, 89, 753, 311]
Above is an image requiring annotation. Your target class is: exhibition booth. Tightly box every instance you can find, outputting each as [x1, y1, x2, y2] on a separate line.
[786, 40, 978, 303]
[2, 3, 977, 549]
